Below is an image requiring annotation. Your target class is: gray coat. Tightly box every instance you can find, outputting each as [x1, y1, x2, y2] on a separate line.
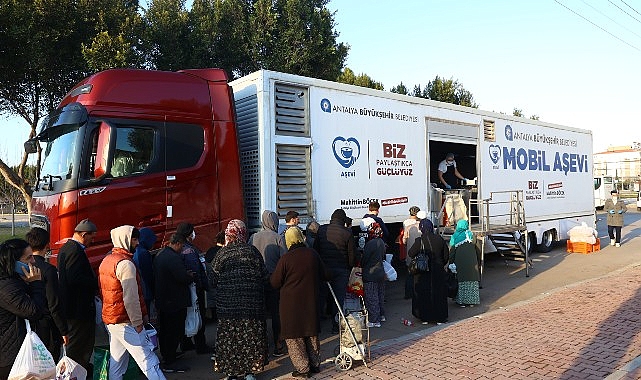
[604, 198, 626, 227]
[249, 210, 287, 274]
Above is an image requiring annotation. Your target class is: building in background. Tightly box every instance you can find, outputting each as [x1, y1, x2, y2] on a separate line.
[594, 143, 641, 192]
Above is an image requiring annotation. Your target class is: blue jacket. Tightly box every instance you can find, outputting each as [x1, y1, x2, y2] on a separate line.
[133, 227, 156, 303]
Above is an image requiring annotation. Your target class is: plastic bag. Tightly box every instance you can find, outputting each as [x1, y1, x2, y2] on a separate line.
[185, 282, 202, 337]
[8, 320, 56, 380]
[55, 347, 87, 380]
[144, 323, 158, 350]
[93, 346, 139, 380]
[346, 266, 364, 297]
[383, 259, 397, 281]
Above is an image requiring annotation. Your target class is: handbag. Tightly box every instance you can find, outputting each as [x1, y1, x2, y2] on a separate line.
[409, 239, 430, 274]
[8, 320, 57, 380]
[185, 282, 202, 337]
[446, 270, 459, 299]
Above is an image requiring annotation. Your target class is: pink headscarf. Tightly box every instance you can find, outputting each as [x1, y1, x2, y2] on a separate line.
[225, 219, 247, 245]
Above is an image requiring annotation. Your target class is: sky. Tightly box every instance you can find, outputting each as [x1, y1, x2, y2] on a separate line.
[2, 0, 639, 166]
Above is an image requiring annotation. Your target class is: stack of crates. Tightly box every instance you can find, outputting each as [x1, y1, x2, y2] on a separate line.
[567, 238, 601, 254]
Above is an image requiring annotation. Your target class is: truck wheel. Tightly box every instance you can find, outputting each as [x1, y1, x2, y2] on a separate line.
[536, 230, 554, 253]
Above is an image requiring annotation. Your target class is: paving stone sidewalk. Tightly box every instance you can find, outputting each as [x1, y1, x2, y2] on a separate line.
[308, 263, 641, 380]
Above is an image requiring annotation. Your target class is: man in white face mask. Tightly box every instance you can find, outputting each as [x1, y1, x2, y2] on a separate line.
[604, 189, 626, 247]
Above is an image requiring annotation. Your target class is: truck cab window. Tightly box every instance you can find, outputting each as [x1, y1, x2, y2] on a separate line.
[111, 127, 154, 178]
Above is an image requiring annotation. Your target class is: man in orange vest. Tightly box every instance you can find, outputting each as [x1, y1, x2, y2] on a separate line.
[98, 225, 165, 379]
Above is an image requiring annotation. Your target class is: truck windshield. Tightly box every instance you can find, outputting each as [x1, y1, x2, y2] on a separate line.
[40, 124, 80, 181]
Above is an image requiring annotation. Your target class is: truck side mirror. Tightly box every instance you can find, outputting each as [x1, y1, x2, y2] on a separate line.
[93, 121, 115, 179]
[24, 139, 39, 154]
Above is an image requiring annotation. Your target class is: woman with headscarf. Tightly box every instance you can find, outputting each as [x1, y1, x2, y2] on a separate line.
[211, 220, 268, 380]
[407, 219, 449, 324]
[448, 219, 480, 307]
[359, 218, 387, 327]
[270, 227, 327, 378]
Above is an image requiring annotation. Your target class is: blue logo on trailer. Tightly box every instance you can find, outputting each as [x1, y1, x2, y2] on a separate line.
[489, 144, 501, 164]
[505, 125, 513, 141]
[333, 137, 360, 168]
[321, 98, 331, 113]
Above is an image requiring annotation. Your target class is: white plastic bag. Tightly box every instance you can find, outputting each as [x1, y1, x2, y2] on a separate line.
[55, 347, 87, 380]
[184, 282, 201, 337]
[383, 257, 397, 281]
[8, 320, 56, 380]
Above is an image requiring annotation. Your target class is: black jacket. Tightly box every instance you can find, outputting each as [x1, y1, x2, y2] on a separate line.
[0, 275, 46, 367]
[314, 219, 356, 271]
[58, 239, 98, 321]
[154, 246, 193, 312]
[32, 255, 68, 335]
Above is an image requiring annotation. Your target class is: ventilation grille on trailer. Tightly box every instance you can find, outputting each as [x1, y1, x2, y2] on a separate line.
[275, 83, 309, 136]
[276, 144, 311, 220]
[483, 120, 495, 142]
[235, 94, 261, 229]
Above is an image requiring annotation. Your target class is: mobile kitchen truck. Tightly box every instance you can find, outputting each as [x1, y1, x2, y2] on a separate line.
[27, 68, 594, 271]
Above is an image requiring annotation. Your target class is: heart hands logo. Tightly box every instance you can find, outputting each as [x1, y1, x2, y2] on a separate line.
[333, 137, 360, 168]
[489, 144, 501, 164]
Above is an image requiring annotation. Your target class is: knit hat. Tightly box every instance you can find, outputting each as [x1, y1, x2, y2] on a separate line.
[285, 227, 305, 249]
[416, 210, 427, 220]
[409, 206, 420, 216]
[75, 219, 97, 233]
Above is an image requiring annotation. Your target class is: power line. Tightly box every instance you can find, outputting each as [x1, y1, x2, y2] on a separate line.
[580, 0, 641, 40]
[553, 0, 641, 52]
[607, 0, 641, 24]
[619, 0, 641, 17]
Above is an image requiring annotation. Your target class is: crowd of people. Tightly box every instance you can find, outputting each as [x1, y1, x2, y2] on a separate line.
[0, 201, 483, 380]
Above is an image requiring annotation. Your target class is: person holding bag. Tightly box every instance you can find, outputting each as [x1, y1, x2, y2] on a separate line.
[98, 226, 165, 379]
[0, 239, 46, 380]
[407, 219, 449, 325]
[448, 220, 481, 307]
[153, 234, 194, 373]
[359, 219, 387, 328]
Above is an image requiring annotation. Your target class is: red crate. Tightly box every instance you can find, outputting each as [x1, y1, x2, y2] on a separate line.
[567, 238, 600, 254]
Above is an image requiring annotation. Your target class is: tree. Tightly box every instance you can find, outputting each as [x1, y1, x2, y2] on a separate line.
[390, 82, 409, 95]
[426, 76, 478, 108]
[337, 68, 384, 90]
[513, 108, 524, 117]
[0, 1, 143, 213]
[82, 1, 145, 70]
[143, 0, 192, 71]
[254, 0, 348, 80]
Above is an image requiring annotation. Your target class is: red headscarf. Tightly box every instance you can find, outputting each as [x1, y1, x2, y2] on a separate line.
[225, 219, 247, 245]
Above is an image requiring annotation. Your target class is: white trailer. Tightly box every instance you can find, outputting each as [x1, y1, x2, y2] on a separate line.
[230, 70, 594, 266]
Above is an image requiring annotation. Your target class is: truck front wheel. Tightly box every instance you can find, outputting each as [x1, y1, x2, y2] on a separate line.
[536, 230, 554, 253]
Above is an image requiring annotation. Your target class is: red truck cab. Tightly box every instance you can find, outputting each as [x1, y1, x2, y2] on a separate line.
[26, 68, 244, 269]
